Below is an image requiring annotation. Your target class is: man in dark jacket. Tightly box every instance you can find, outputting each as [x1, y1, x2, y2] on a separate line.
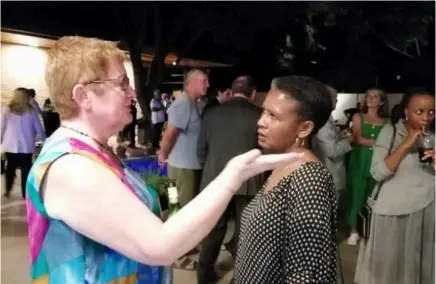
[201, 88, 231, 118]
[197, 75, 263, 283]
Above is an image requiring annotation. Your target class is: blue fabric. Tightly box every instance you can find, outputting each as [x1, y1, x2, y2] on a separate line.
[26, 137, 173, 283]
[166, 92, 203, 169]
[123, 156, 168, 177]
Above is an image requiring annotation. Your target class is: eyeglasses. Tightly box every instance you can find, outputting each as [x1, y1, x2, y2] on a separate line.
[84, 76, 130, 92]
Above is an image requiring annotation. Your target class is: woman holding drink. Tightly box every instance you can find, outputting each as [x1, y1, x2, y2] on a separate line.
[355, 88, 435, 284]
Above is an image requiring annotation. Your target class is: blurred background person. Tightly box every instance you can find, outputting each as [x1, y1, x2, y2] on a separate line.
[42, 98, 61, 137]
[312, 85, 353, 202]
[355, 88, 435, 284]
[27, 88, 44, 116]
[197, 76, 262, 283]
[1, 87, 46, 198]
[201, 88, 231, 118]
[150, 90, 166, 149]
[346, 88, 389, 245]
[159, 69, 210, 269]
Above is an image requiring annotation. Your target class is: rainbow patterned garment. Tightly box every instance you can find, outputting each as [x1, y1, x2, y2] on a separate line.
[26, 136, 172, 283]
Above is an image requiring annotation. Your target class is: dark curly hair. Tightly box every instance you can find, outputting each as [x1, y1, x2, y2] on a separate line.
[392, 87, 435, 124]
[272, 76, 333, 136]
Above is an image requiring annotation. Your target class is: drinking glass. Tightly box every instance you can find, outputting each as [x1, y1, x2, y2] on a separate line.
[418, 129, 435, 164]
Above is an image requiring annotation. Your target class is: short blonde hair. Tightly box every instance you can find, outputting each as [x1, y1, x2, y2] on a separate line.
[45, 36, 125, 119]
[184, 69, 207, 88]
[8, 88, 32, 114]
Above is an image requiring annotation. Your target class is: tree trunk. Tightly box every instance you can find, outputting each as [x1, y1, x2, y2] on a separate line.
[129, 43, 153, 145]
[146, 49, 167, 96]
[129, 44, 147, 118]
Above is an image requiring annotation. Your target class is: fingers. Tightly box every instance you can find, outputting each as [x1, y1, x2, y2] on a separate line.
[422, 150, 435, 161]
[158, 157, 167, 167]
[251, 152, 304, 173]
[235, 149, 262, 164]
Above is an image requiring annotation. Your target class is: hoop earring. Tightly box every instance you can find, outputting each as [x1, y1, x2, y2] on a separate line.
[295, 137, 304, 151]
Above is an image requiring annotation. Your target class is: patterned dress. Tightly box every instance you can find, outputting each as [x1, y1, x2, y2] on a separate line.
[234, 162, 337, 283]
[26, 136, 172, 283]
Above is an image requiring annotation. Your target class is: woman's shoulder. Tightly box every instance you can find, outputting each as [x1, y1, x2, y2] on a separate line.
[284, 162, 333, 190]
[352, 112, 362, 121]
[280, 162, 334, 205]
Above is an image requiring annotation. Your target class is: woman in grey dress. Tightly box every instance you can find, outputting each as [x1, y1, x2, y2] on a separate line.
[355, 88, 435, 284]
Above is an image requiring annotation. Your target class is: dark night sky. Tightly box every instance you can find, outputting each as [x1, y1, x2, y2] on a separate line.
[1, 1, 434, 93]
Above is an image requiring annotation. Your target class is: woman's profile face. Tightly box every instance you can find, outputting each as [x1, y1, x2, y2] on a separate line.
[87, 56, 136, 132]
[405, 94, 435, 129]
[365, 90, 383, 109]
[257, 89, 301, 153]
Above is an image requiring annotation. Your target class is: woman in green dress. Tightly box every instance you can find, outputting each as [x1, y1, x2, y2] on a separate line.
[347, 88, 389, 245]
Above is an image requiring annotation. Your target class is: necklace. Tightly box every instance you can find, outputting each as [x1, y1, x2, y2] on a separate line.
[61, 124, 126, 169]
[61, 124, 109, 150]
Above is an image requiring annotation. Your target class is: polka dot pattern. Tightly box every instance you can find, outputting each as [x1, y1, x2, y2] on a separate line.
[234, 162, 338, 284]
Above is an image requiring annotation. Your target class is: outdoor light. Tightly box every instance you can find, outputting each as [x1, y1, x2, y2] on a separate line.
[396, 75, 401, 80]
[172, 61, 177, 66]
[311, 61, 317, 64]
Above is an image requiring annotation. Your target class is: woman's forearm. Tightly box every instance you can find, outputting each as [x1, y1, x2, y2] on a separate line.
[157, 173, 233, 262]
[384, 143, 410, 172]
[356, 136, 374, 147]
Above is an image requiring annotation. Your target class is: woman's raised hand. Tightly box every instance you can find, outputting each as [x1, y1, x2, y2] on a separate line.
[219, 149, 303, 194]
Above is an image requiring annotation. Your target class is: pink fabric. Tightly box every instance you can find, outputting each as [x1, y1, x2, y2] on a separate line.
[69, 138, 122, 173]
[69, 138, 138, 195]
[26, 197, 49, 263]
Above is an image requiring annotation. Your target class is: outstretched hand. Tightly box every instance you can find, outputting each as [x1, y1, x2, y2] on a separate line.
[219, 149, 304, 194]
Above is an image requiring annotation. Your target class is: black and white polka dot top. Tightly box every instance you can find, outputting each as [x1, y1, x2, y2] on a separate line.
[234, 162, 338, 284]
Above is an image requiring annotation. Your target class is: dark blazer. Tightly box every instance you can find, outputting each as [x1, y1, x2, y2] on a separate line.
[197, 97, 263, 195]
[201, 97, 220, 118]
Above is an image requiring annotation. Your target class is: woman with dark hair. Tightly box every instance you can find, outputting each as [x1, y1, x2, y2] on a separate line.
[42, 98, 61, 137]
[346, 88, 389, 245]
[234, 76, 338, 283]
[355, 88, 435, 284]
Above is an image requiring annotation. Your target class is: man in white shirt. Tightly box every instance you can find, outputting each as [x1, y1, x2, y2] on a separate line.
[150, 90, 166, 148]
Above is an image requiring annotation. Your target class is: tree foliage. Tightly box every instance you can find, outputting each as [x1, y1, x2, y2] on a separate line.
[305, 2, 434, 57]
[276, 2, 435, 91]
[113, 2, 294, 118]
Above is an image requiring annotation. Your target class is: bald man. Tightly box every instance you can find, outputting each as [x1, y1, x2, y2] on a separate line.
[159, 69, 209, 208]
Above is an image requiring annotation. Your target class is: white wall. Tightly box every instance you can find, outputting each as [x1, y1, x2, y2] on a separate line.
[332, 93, 404, 124]
[1, 43, 140, 116]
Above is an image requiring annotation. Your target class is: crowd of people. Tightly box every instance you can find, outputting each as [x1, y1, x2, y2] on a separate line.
[1, 35, 434, 284]
[153, 66, 435, 284]
[1, 87, 60, 198]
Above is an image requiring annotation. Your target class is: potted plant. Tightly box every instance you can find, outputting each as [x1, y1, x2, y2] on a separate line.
[139, 166, 172, 219]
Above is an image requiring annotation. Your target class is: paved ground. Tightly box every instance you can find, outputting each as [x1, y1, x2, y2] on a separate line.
[1, 174, 358, 284]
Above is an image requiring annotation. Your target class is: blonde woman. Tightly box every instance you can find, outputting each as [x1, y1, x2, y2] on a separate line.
[1, 88, 46, 198]
[25, 36, 298, 283]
